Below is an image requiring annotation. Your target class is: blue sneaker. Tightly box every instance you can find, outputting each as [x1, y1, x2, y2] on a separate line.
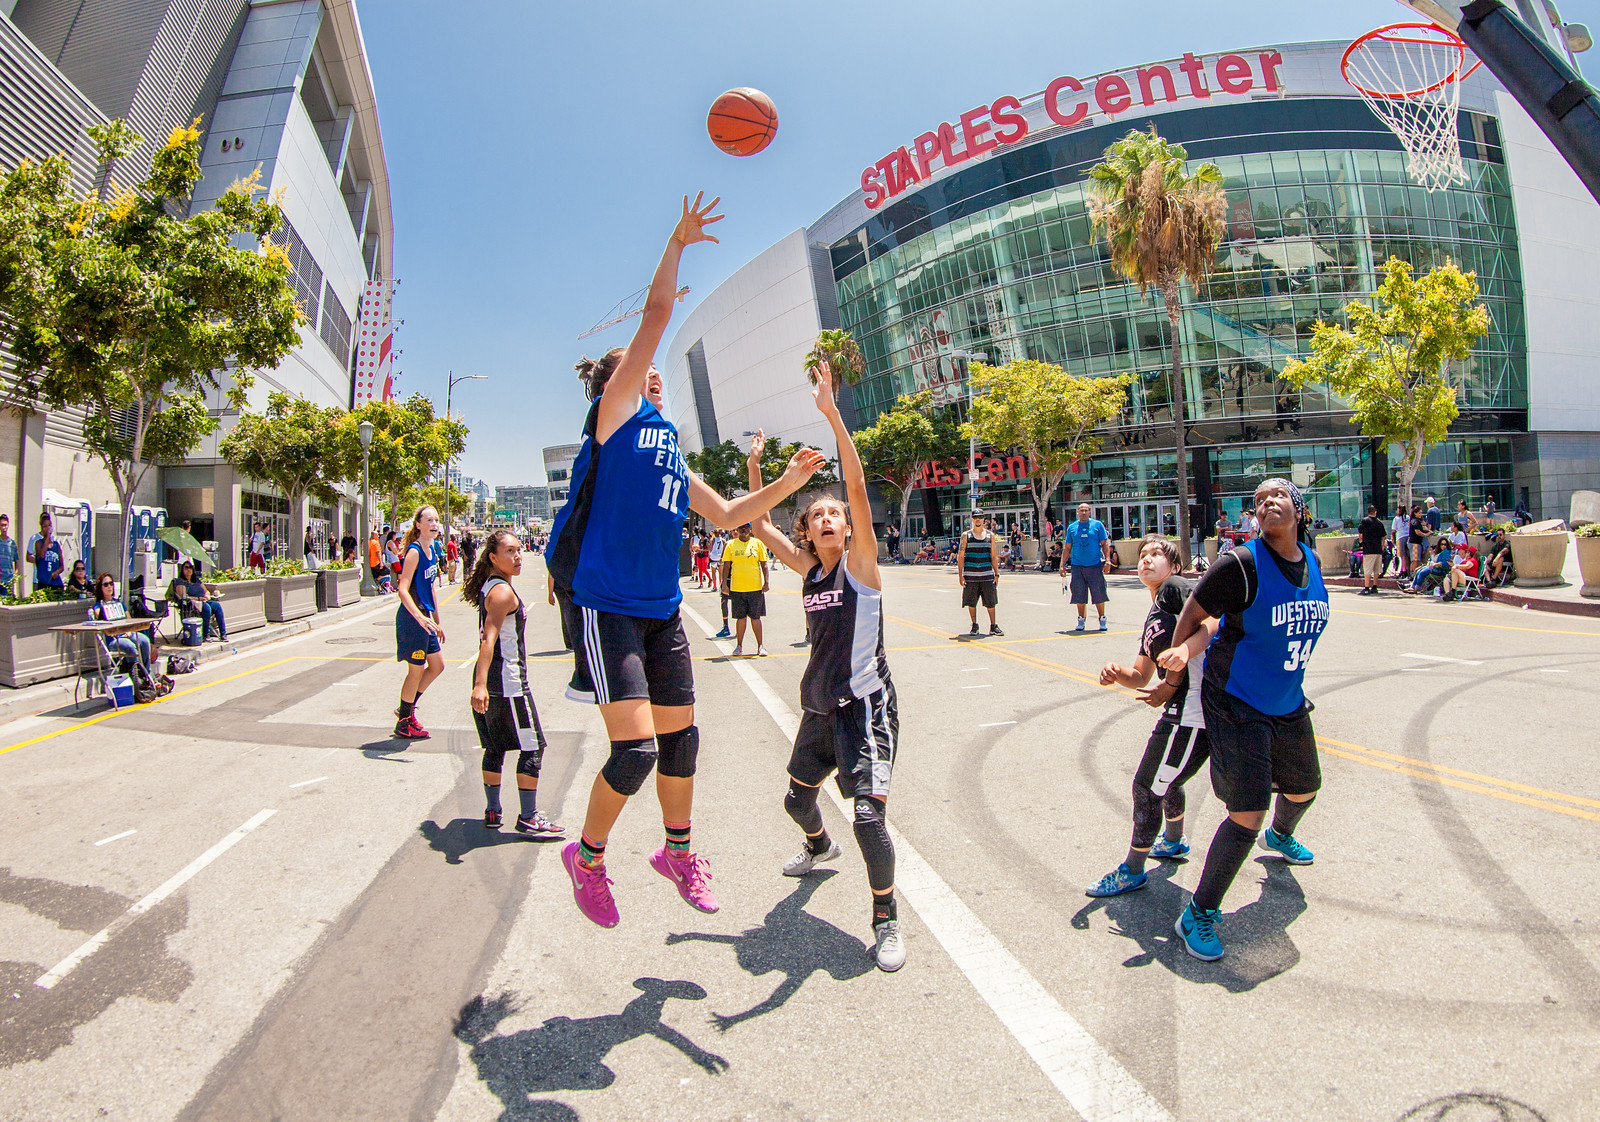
[1085, 863, 1148, 898]
[1259, 827, 1314, 865]
[713, 626, 732, 639]
[1149, 835, 1190, 860]
[1175, 901, 1224, 961]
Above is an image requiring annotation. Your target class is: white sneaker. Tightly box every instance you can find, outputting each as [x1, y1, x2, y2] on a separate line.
[730, 645, 743, 657]
[756, 645, 769, 657]
[873, 920, 906, 972]
[782, 840, 841, 876]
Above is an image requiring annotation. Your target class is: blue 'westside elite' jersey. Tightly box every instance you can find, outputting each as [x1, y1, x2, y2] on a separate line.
[1204, 537, 1328, 716]
[403, 541, 438, 614]
[551, 398, 689, 620]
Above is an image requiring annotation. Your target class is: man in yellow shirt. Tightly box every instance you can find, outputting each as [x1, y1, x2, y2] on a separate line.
[720, 523, 770, 656]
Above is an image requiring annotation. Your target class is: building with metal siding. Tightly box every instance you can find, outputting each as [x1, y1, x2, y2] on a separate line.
[0, 0, 393, 576]
[666, 37, 1600, 539]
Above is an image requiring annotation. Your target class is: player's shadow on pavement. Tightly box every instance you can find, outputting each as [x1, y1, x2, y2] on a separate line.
[454, 978, 728, 1122]
[1071, 859, 1306, 992]
[419, 818, 558, 865]
[666, 869, 872, 1031]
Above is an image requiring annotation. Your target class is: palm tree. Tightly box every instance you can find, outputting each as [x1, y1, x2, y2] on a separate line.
[1089, 126, 1226, 565]
[804, 329, 865, 398]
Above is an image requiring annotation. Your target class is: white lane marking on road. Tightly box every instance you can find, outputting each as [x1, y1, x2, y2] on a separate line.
[1398, 668, 1432, 673]
[679, 602, 1172, 1122]
[38, 809, 276, 990]
[960, 667, 989, 672]
[1539, 668, 1569, 673]
[92, 829, 135, 846]
[962, 684, 992, 689]
[1401, 652, 1484, 665]
[1023, 601, 1050, 606]
[289, 776, 328, 789]
[980, 721, 1017, 727]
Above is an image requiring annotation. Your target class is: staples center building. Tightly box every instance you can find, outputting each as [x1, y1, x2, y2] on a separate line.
[664, 33, 1600, 541]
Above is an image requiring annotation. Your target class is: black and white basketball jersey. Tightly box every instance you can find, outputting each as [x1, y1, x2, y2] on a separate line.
[479, 577, 528, 698]
[800, 558, 890, 714]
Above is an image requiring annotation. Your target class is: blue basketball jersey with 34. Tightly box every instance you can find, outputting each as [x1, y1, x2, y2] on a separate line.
[570, 399, 690, 620]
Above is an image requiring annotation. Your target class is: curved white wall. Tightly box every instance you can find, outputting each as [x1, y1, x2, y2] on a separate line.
[665, 229, 835, 458]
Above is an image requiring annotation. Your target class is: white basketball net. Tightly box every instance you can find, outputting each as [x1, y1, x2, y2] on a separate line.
[1343, 24, 1470, 191]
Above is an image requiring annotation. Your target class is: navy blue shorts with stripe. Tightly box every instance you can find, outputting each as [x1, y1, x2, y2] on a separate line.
[561, 599, 695, 708]
[396, 611, 441, 665]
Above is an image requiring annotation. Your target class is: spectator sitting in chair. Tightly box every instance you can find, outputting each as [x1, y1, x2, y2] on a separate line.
[90, 573, 152, 672]
[66, 560, 92, 598]
[1484, 530, 1513, 584]
[1441, 543, 1480, 600]
[168, 559, 227, 642]
[1405, 539, 1454, 594]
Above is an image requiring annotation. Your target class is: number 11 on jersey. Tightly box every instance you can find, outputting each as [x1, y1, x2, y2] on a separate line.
[658, 473, 684, 513]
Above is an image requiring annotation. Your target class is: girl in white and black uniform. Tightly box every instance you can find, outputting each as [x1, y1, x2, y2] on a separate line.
[467, 531, 563, 838]
[746, 361, 905, 973]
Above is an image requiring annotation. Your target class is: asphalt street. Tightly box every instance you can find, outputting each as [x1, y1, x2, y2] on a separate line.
[1, 558, 1596, 1121]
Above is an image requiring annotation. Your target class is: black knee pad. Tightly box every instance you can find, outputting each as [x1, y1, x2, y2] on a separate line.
[600, 737, 657, 795]
[784, 779, 823, 834]
[481, 748, 506, 775]
[656, 725, 699, 779]
[1131, 783, 1164, 849]
[852, 796, 895, 893]
[515, 747, 543, 778]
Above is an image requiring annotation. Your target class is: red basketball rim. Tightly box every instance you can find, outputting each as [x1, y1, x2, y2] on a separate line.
[1341, 21, 1468, 100]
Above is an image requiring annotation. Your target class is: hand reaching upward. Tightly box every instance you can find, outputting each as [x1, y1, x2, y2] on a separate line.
[748, 429, 766, 466]
[810, 360, 839, 414]
[673, 192, 724, 247]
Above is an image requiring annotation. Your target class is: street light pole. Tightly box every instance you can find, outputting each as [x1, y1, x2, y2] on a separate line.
[443, 371, 487, 538]
[951, 350, 985, 518]
[358, 419, 375, 596]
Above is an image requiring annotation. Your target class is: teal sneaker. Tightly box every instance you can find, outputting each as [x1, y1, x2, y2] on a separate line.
[1259, 827, 1314, 865]
[1175, 900, 1224, 961]
[1149, 835, 1190, 860]
[1085, 862, 1148, 898]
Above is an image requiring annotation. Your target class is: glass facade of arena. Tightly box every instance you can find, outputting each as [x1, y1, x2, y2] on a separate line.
[831, 98, 1525, 526]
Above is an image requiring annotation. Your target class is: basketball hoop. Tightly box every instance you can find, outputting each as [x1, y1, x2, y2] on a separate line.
[1342, 22, 1482, 191]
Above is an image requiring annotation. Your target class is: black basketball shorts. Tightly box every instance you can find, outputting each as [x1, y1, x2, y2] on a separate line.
[788, 684, 897, 799]
[564, 602, 695, 708]
[473, 694, 547, 773]
[1201, 680, 1321, 814]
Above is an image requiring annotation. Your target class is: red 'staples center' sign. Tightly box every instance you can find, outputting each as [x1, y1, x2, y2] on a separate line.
[861, 50, 1285, 211]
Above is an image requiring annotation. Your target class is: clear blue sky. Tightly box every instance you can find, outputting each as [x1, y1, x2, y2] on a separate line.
[358, 0, 1410, 489]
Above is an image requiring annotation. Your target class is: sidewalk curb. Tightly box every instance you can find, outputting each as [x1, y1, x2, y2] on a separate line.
[0, 594, 399, 728]
[1323, 574, 1600, 618]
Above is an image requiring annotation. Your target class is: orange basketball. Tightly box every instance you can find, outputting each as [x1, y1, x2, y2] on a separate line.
[708, 88, 778, 157]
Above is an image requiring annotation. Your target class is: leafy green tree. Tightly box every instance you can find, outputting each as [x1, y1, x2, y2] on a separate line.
[963, 359, 1132, 545]
[804, 329, 865, 395]
[753, 436, 839, 522]
[1089, 125, 1226, 562]
[382, 481, 471, 526]
[1282, 256, 1489, 513]
[332, 393, 467, 527]
[854, 390, 965, 544]
[220, 390, 344, 546]
[685, 439, 745, 499]
[0, 117, 301, 594]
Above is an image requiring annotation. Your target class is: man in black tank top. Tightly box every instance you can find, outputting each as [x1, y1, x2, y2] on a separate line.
[957, 511, 1003, 637]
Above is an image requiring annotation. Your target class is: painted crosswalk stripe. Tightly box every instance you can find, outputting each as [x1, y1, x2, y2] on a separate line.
[93, 829, 136, 847]
[38, 809, 276, 990]
[680, 602, 1172, 1122]
[289, 776, 328, 788]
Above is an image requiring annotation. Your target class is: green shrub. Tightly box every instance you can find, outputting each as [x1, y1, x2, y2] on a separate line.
[1576, 523, 1600, 539]
[205, 566, 260, 583]
[0, 586, 83, 607]
[321, 560, 355, 570]
[263, 558, 305, 577]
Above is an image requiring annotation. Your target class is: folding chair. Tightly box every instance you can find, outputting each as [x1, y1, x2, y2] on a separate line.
[129, 575, 173, 644]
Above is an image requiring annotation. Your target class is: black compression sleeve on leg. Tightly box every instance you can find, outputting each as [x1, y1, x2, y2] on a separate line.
[481, 747, 506, 775]
[1194, 818, 1259, 912]
[1161, 783, 1187, 822]
[853, 797, 895, 893]
[784, 779, 824, 835]
[1271, 792, 1315, 837]
[1130, 783, 1164, 850]
[515, 748, 542, 778]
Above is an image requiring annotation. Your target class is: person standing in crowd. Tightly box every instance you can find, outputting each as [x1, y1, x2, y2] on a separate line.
[744, 360, 907, 972]
[461, 529, 477, 574]
[393, 505, 445, 740]
[1064, 502, 1111, 633]
[341, 528, 357, 563]
[544, 193, 824, 930]
[1408, 505, 1429, 569]
[708, 528, 731, 638]
[302, 528, 317, 566]
[467, 529, 563, 837]
[957, 510, 1003, 637]
[0, 513, 18, 597]
[721, 522, 770, 657]
[28, 512, 64, 590]
[1358, 505, 1388, 595]
[1425, 495, 1442, 537]
[1085, 536, 1218, 899]
[247, 522, 267, 572]
[885, 522, 900, 564]
[1159, 478, 1327, 962]
[1390, 505, 1410, 578]
[169, 559, 227, 641]
[1453, 499, 1474, 535]
[447, 533, 461, 584]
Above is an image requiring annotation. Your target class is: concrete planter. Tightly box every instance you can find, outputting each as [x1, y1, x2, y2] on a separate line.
[1510, 532, 1569, 589]
[1314, 534, 1356, 574]
[265, 572, 319, 623]
[316, 567, 361, 610]
[1019, 540, 1039, 563]
[206, 578, 267, 633]
[1111, 539, 1143, 570]
[1576, 535, 1600, 598]
[0, 598, 97, 687]
[1204, 537, 1219, 564]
